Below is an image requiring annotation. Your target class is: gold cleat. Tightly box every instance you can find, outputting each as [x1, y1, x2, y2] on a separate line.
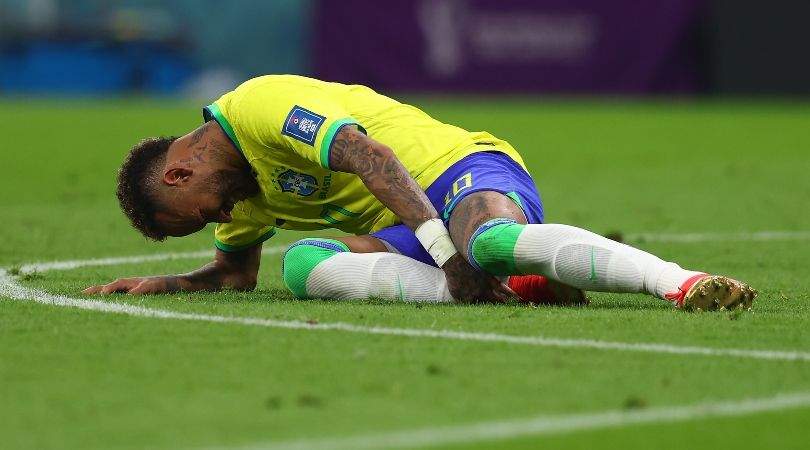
[666, 274, 758, 311]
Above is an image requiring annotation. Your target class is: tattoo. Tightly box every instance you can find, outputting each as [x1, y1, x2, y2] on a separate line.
[179, 138, 214, 167]
[187, 123, 209, 148]
[329, 126, 362, 169]
[449, 191, 527, 253]
[178, 141, 208, 167]
[181, 123, 233, 168]
[330, 127, 433, 228]
[448, 194, 497, 251]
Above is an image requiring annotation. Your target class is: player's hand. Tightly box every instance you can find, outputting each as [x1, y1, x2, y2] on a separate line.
[81, 276, 181, 296]
[442, 254, 521, 303]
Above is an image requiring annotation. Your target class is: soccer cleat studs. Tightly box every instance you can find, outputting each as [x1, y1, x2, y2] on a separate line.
[680, 275, 758, 312]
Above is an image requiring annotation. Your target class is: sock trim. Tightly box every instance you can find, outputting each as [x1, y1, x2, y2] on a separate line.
[282, 238, 350, 298]
[467, 218, 519, 272]
[286, 238, 350, 254]
[505, 191, 525, 210]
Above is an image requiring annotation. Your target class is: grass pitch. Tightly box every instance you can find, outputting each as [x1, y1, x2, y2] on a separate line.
[1, 97, 809, 450]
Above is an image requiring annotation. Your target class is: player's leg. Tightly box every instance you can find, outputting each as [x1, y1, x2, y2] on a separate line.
[362, 222, 584, 305]
[435, 151, 587, 305]
[280, 226, 569, 304]
[453, 191, 757, 310]
[281, 232, 455, 302]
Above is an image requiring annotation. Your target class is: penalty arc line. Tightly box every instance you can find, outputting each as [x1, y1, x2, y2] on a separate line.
[2, 246, 810, 362]
[215, 391, 810, 450]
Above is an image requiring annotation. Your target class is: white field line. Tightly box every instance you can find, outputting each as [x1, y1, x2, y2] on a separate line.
[218, 391, 810, 450]
[17, 245, 289, 274]
[2, 268, 810, 362]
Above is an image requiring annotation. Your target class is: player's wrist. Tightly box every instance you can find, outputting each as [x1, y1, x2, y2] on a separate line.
[414, 218, 458, 267]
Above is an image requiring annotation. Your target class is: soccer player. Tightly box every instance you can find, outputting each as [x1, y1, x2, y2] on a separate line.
[83, 75, 757, 310]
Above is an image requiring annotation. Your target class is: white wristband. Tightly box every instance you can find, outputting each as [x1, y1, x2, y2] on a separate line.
[414, 218, 458, 267]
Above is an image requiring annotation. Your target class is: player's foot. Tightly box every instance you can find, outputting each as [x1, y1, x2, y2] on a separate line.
[665, 274, 758, 311]
[508, 275, 589, 306]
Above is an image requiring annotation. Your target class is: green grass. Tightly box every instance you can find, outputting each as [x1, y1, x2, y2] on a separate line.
[1, 97, 810, 450]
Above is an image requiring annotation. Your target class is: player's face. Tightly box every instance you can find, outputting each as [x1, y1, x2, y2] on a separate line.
[156, 169, 258, 237]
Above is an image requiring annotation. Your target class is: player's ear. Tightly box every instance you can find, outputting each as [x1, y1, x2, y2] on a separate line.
[163, 167, 193, 186]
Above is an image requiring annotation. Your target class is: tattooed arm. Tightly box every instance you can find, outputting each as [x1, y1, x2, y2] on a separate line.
[82, 246, 262, 295]
[83, 240, 261, 297]
[329, 126, 512, 303]
[329, 126, 434, 230]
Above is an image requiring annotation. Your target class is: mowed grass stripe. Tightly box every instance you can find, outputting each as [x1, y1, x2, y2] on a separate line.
[218, 391, 810, 450]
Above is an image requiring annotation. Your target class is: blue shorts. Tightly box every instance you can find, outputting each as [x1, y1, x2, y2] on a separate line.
[369, 151, 544, 267]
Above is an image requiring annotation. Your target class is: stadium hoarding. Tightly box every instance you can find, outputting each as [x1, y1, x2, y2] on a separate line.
[313, 0, 705, 94]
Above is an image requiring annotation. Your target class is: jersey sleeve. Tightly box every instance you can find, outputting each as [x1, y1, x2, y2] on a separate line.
[214, 205, 276, 252]
[204, 82, 366, 170]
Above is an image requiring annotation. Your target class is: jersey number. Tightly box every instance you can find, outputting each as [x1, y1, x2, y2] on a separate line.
[443, 172, 473, 207]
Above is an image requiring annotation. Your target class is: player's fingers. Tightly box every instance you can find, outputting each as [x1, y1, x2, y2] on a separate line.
[484, 278, 508, 303]
[81, 285, 104, 294]
[99, 284, 126, 295]
[99, 279, 136, 295]
[498, 281, 522, 301]
[487, 276, 521, 302]
[127, 280, 157, 296]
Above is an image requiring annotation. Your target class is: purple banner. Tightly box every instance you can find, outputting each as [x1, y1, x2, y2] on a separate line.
[313, 0, 705, 94]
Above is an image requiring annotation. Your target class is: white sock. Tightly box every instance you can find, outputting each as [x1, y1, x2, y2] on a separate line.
[306, 252, 453, 302]
[512, 224, 702, 300]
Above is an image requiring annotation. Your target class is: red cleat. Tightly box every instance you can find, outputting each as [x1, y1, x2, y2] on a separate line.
[507, 275, 589, 306]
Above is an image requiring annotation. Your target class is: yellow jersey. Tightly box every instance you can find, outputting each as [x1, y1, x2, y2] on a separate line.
[203, 75, 525, 252]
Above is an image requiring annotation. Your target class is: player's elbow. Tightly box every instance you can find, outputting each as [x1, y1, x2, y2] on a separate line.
[230, 274, 257, 291]
[219, 272, 256, 291]
[214, 261, 258, 291]
[373, 143, 397, 162]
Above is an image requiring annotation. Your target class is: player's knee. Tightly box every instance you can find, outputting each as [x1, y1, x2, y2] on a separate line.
[468, 219, 525, 275]
[282, 238, 350, 298]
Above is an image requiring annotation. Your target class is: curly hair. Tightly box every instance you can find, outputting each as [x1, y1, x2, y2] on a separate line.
[116, 136, 178, 241]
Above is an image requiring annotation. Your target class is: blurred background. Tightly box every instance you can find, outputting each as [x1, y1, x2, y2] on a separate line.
[1, 0, 809, 98]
